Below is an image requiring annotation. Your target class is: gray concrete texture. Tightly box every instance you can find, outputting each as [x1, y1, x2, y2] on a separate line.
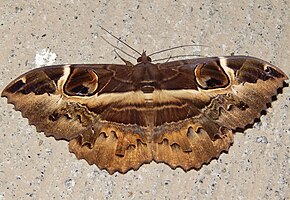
[0, 0, 289, 199]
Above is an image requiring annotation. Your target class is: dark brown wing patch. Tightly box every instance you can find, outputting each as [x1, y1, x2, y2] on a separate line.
[1, 55, 288, 174]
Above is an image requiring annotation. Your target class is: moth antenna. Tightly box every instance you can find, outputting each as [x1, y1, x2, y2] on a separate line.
[152, 54, 204, 62]
[148, 44, 208, 57]
[98, 25, 142, 56]
[113, 49, 134, 66]
[100, 36, 137, 61]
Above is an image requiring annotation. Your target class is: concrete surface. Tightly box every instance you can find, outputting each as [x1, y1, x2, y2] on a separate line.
[0, 0, 289, 199]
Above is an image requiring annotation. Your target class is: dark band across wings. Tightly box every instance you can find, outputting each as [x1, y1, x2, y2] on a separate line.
[2, 53, 288, 174]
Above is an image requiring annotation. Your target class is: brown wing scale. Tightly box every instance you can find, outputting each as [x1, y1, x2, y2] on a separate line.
[2, 55, 288, 174]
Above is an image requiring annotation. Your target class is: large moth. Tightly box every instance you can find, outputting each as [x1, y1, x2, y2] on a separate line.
[2, 52, 288, 174]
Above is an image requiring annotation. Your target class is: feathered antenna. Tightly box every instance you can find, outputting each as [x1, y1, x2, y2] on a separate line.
[98, 25, 141, 56]
[98, 25, 208, 62]
[148, 44, 208, 57]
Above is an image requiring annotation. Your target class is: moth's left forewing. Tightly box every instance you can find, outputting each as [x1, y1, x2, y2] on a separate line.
[2, 65, 85, 140]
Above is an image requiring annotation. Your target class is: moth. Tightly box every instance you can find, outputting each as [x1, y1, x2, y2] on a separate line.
[2, 51, 288, 174]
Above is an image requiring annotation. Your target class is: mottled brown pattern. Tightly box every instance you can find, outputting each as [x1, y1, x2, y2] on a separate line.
[1, 53, 288, 174]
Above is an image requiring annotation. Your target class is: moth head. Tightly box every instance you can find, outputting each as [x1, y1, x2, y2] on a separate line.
[137, 51, 152, 63]
[64, 68, 99, 96]
[194, 62, 230, 90]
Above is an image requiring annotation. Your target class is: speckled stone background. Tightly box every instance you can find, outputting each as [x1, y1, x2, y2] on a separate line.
[0, 0, 289, 199]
